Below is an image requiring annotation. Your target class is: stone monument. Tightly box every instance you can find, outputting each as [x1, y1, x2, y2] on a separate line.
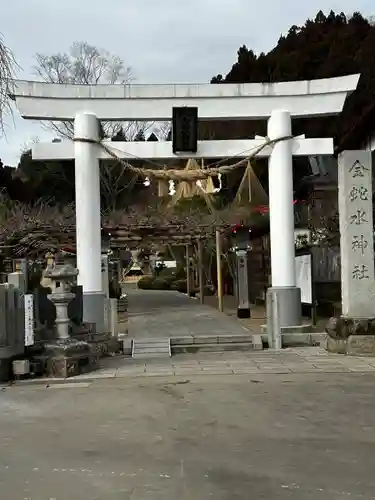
[101, 254, 110, 298]
[326, 150, 375, 355]
[0, 280, 25, 381]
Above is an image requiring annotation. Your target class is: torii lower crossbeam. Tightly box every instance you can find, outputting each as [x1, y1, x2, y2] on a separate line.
[32, 138, 334, 161]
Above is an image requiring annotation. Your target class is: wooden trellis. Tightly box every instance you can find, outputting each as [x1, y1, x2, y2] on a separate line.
[0, 222, 232, 259]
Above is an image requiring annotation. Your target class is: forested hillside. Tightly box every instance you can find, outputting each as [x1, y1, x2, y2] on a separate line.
[210, 11, 375, 150]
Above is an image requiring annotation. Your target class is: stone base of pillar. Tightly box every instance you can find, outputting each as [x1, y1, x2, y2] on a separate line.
[83, 291, 105, 333]
[73, 331, 123, 357]
[266, 286, 302, 327]
[260, 324, 319, 347]
[325, 316, 375, 356]
[42, 338, 100, 378]
[29, 331, 123, 379]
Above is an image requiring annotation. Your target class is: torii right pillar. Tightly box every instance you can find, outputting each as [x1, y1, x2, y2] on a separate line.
[266, 110, 302, 340]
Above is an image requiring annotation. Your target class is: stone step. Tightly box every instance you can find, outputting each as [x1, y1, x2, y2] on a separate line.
[134, 347, 170, 354]
[132, 338, 171, 359]
[172, 342, 255, 354]
[170, 334, 254, 345]
[134, 339, 168, 345]
[131, 353, 171, 360]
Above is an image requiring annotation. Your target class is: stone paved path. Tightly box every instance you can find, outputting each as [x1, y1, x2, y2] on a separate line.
[82, 347, 375, 380]
[16, 347, 375, 384]
[127, 288, 253, 339]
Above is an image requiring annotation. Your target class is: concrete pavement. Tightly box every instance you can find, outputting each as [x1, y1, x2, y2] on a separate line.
[2, 370, 375, 499]
[3, 288, 375, 498]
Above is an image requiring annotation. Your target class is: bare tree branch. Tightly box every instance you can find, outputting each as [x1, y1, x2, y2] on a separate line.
[32, 42, 173, 211]
[0, 32, 19, 136]
[99, 160, 137, 212]
[156, 121, 172, 140]
[33, 41, 135, 139]
[20, 135, 40, 155]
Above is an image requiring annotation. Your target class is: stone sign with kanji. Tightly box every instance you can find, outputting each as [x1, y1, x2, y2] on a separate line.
[338, 150, 375, 317]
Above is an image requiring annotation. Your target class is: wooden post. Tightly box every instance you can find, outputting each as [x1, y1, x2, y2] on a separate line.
[193, 244, 198, 289]
[216, 230, 223, 312]
[186, 243, 191, 297]
[197, 238, 204, 304]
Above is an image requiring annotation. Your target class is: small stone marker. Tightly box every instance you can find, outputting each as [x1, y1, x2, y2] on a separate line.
[101, 254, 109, 299]
[24, 294, 34, 347]
[338, 150, 375, 318]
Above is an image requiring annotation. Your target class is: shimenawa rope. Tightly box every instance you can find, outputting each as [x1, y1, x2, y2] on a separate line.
[73, 135, 293, 182]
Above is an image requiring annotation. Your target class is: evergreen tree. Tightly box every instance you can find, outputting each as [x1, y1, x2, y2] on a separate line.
[211, 11, 374, 149]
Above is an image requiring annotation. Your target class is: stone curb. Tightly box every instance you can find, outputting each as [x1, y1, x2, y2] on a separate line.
[10, 363, 375, 387]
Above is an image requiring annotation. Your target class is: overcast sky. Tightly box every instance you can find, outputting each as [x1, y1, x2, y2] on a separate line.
[1, 0, 373, 166]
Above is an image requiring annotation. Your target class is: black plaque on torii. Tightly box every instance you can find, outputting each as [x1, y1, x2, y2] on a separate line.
[172, 107, 198, 153]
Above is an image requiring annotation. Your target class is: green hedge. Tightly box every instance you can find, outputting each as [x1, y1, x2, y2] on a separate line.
[137, 276, 155, 290]
[138, 274, 214, 296]
[203, 285, 215, 296]
[138, 276, 171, 290]
[152, 278, 170, 290]
[171, 279, 187, 293]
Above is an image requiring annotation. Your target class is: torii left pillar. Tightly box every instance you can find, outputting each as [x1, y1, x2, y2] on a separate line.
[74, 112, 105, 332]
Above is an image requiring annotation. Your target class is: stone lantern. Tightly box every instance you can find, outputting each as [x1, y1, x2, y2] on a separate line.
[41, 254, 97, 378]
[44, 255, 78, 340]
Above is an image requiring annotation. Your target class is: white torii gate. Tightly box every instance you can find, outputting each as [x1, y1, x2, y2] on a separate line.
[11, 75, 359, 332]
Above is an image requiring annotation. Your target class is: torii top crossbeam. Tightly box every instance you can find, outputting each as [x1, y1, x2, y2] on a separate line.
[11, 74, 359, 121]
